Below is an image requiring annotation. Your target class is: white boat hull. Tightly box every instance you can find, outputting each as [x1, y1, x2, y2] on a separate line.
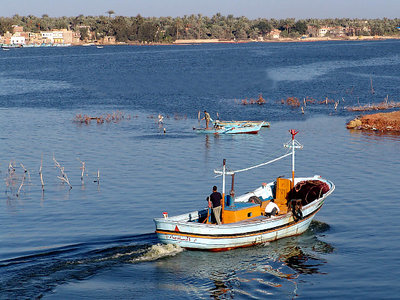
[154, 177, 334, 251]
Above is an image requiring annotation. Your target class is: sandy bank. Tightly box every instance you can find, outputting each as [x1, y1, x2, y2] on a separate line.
[347, 110, 400, 132]
[173, 36, 400, 45]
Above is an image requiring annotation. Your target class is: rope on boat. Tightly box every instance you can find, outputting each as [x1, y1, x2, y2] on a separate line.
[214, 151, 292, 176]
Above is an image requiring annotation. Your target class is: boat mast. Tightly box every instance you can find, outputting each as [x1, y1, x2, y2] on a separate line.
[221, 159, 226, 222]
[291, 130, 297, 188]
[287, 129, 302, 188]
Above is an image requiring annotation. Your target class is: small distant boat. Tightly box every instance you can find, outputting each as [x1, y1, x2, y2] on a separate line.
[154, 130, 335, 251]
[54, 43, 72, 47]
[2, 44, 21, 49]
[214, 120, 270, 128]
[96, 46, 104, 49]
[2, 48, 10, 51]
[194, 123, 262, 134]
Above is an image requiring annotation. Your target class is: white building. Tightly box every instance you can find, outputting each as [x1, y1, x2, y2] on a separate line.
[269, 29, 281, 39]
[11, 35, 25, 45]
[41, 31, 54, 43]
[318, 27, 329, 37]
[52, 31, 64, 43]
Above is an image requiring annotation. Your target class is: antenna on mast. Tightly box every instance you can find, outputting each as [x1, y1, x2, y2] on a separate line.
[284, 129, 303, 188]
[289, 129, 298, 140]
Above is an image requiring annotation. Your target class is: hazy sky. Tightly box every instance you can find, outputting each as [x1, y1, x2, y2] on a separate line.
[2, 0, 399, 19]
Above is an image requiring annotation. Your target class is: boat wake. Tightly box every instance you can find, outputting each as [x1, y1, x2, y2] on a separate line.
[0, 233, 161, 299]
[0, 222, 332, 299]
[308, 220, 331, 234]
[130, 243, 184, 263]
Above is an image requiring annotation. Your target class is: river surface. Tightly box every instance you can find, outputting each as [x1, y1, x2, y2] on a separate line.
[0, 41, 399, 299]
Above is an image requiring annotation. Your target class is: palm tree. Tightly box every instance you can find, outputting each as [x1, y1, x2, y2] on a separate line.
[175, 18, 182, 39]
[197, 14, 203, 39]
[283, 18, 295, 35]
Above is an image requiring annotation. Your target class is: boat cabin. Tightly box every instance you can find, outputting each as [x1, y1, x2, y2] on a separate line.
[221, 177, 292, 224]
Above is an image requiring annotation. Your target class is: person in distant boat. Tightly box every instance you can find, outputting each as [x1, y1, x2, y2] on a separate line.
[208, 185, 222, 225]
[264, 199, 280, 217]
[201, 110, 212, 129]
[158, 114, 164, 124]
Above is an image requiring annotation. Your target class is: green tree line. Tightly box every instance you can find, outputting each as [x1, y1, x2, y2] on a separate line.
[1, 13, 399, 42]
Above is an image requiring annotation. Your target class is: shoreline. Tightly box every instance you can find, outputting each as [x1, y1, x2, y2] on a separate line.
[4, 35, 399, 48]
[172, 36, 400, 45]
[169, 35, 400, 45]
[119, 35, 400, 46]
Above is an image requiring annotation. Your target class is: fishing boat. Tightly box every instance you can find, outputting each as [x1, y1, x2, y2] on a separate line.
[2, 44, 22, 49]
[193, 122, 262, 134]
[214, 120, 270, 128]
[154, 130, 335, 251]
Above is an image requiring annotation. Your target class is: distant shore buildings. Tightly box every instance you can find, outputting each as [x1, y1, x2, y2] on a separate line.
[0, 25, 79, 46]
[0, 24, 116, 47]
[306, 25, 372, 38]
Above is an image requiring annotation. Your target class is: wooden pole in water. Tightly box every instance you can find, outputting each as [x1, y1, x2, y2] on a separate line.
[16, 173, 25, 197]
[39, 154, 44, 191]
[77, 158, 85, 184]
[53, 154, 72, 189]
[20, 163, 28, 180]
[81, 161, 85, 183]
[16, 164, 27, 197]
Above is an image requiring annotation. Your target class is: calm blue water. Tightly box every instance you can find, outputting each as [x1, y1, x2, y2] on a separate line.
[0, 41, 400, 299]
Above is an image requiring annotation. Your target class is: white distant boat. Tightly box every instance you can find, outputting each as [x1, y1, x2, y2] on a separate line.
[54, 43, 71, 47]
[214, 120, 270, 128]
[2, 44, 21, 49]
[96, 46, 104, 49]
[193, 122, 263, 134]
[154, 130, 335, 251]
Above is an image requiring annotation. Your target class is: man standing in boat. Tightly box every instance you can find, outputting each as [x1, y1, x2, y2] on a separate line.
[208, 185, 222, 225]
[201, 110, 212, 129]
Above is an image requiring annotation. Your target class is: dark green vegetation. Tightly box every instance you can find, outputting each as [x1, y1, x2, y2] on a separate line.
[1, 13, 399, 43]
